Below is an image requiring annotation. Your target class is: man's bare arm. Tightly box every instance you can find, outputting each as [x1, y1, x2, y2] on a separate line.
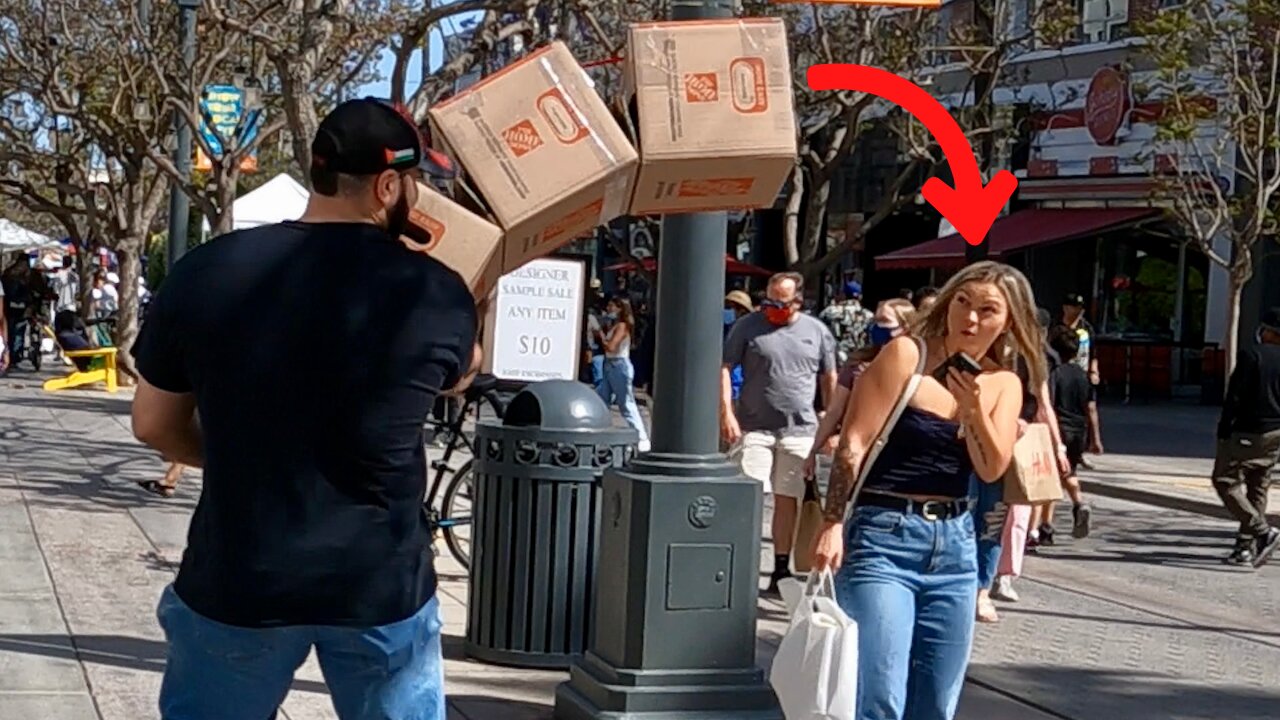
[819, 369, 837, 411]
[132, 378, 203, 468]
[441, 342, 483, 398]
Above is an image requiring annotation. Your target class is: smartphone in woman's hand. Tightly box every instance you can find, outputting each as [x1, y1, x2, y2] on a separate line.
[931, 352, 982, 384]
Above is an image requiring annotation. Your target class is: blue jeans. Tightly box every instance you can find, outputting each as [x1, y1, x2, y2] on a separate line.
[599, 357, 649, 445]
[835, 505, 978, 720]
[972, 476, 1006, 590]
[590, 354, 605, 396]
[156, 585, 445, 720]
[7, 315, 27, 357]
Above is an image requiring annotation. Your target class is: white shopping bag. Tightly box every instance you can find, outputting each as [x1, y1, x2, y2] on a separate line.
[769, 569, 858, 720]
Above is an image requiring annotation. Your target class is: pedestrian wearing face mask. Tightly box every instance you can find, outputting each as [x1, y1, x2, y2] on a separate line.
[131, 98, 478, 720]
[805, 299, 915, 479]
[722, 272, 837, 595]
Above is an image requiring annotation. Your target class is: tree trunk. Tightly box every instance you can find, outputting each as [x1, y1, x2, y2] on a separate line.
[210, 178, 237, 237]
[1222, 272, 1247, 388]
[800, 177, 831, 266]
[783, 164, 804, 266]
[279, 62, 321, 184]
[113, 236, 145, 386]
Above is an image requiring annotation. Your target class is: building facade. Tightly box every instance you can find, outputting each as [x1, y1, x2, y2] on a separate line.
[862, 0, 1278, 398]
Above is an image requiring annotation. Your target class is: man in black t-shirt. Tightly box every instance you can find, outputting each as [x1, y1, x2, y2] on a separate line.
[1060, 293, 1104, 463]
[1047, 326, 1095, 540]
[132, 98, 476, 720]
[1213, 307, 1280, 568]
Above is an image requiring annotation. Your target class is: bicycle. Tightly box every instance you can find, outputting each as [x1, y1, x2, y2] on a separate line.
[424, 373, 505, 571]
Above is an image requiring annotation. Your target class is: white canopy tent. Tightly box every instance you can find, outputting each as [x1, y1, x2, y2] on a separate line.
[0, 219, 57, 251]
[202, 173, 310, 234]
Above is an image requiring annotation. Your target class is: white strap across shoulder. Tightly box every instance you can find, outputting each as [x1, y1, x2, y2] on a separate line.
[843, 336, 928, 522]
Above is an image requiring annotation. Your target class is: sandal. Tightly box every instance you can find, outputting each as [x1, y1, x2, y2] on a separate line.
[976, 594, 1000, 623]
[137, 480, 178, 498]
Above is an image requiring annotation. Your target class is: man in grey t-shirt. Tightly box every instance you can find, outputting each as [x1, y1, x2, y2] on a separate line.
[721, 272, 836, 593]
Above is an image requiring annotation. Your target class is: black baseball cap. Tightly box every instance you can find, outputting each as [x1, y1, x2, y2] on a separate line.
[1064, 293, 1086, 307]
[311, 98, 456, 180]
[1261, 307, 1280, 331]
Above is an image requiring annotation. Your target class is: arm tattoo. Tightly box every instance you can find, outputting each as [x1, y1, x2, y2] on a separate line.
[823, 445, 860, 523]
[968, 426, 991, 467]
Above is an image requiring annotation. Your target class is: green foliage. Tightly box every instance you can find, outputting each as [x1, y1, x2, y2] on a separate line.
[1139, 0, 1280, 267]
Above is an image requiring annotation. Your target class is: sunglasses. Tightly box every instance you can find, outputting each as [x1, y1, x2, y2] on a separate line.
[760, 299, 798, 309]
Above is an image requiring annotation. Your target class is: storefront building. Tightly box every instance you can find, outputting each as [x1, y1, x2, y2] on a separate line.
[869, 18, 1277, 400]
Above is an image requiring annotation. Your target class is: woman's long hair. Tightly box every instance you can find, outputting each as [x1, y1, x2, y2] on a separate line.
[610, 296, 636, 331]
[908, 261, 1047, 389]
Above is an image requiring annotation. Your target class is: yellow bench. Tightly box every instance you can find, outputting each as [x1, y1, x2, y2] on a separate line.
[41, 326, 119, 393]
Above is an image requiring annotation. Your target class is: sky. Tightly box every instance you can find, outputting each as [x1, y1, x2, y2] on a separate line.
[360, 5, 481, 100]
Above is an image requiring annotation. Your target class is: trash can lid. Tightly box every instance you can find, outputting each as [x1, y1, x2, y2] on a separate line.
[504, 380, 613, 430]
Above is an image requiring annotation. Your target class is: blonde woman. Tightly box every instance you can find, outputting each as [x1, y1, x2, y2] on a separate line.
[812, 262, 1045, 720]
[804, 299, 915, 480]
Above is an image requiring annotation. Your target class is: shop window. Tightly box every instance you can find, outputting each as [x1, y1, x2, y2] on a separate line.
[1099, 241, 1206, 342]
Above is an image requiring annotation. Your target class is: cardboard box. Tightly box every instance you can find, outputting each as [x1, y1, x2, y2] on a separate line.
[624, 18, 797, 215]
[428, 41, 638, 272]
[400, 181, 504, 300]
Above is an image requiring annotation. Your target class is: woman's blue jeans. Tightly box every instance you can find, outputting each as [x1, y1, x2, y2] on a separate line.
[972, 476, 1007, 590]
[835, 504, 978, 720]
[599, 357, 649, 445]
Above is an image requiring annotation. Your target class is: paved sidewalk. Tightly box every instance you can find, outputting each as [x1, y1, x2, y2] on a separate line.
[1, 375, 1277, 719]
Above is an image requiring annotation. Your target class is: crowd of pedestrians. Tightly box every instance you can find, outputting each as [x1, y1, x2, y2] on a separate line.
[720, 264, 1111, 719]
[113, 95, 1280, 720]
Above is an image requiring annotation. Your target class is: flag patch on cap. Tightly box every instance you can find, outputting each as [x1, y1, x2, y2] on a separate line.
[385, 148, 415, 164]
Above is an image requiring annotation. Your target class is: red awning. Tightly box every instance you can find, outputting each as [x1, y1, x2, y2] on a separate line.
[605, 254, 774, 277]
[875, 208, 1159, 271]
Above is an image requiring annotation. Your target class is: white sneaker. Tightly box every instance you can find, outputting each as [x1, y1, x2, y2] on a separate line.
[638, 440, 651, 453]
[991, 575, 1020, 603]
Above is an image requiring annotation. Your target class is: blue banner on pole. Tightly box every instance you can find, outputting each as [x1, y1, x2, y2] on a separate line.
[197, 84, 262, 172]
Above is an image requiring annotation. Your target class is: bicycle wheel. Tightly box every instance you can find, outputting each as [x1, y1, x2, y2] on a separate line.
[28, 332, 41, 372]
[440, 459, 474, 571]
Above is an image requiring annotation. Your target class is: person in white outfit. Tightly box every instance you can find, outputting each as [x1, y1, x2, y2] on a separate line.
[596, 297, 651, 453]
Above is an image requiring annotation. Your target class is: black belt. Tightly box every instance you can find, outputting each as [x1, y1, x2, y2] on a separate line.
[856, 492, 971, 520]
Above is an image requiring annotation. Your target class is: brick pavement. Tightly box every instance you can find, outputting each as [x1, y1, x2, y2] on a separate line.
[0, 374, 1277, 719]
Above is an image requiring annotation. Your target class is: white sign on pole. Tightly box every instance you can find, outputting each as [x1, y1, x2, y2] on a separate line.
[490, 257, 585, 382]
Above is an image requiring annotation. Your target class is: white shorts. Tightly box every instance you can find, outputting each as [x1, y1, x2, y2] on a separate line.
[732, 431, 814, 499]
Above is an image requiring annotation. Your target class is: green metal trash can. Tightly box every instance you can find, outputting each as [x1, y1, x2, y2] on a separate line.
[467, 380, 638, 669]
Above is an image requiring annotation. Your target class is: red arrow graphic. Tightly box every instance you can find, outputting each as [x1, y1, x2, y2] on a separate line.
[807, 64, 1018, 247]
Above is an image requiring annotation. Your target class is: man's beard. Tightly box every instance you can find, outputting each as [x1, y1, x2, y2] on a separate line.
[385, 191, 411, 239]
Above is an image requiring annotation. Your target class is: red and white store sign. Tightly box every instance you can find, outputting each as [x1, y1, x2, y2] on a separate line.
[1084, 67, 1132, 146]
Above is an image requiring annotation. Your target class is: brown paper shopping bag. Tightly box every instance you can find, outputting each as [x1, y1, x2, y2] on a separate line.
[792, 474, 825, 573]
[1002, 423, 1064, 505]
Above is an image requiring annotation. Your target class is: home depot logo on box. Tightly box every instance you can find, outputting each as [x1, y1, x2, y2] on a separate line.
[502, 120, 544, 158]
[428, 41, 637, 275]
[625, 18, 797, 215]
[684, 72, 719, 103]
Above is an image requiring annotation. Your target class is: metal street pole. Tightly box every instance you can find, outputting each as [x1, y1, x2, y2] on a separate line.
[168, 0, 199, 271]
[554, 0, 781, 718]
[967, 0, 996, 266]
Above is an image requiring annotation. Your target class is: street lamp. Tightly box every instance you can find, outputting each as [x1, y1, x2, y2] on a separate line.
[554, 1, 781, 719]
[167, 0, 200, 271]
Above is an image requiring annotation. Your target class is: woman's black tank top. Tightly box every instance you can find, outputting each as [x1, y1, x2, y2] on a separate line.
[861, 406, 973, 498]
